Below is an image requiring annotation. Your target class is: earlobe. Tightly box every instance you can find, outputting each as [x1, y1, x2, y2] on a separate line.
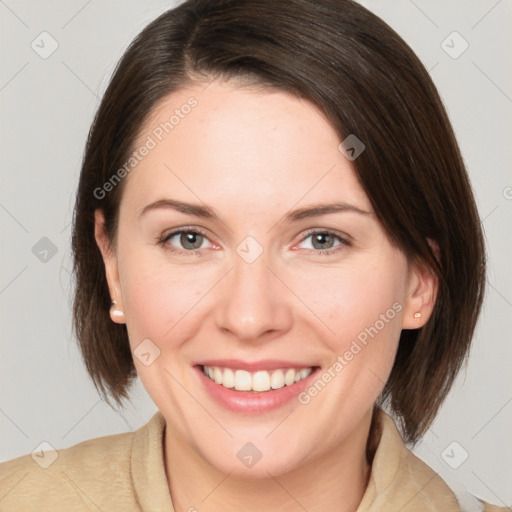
[109, 300, 125, 323]
[94, 209, 126, 324]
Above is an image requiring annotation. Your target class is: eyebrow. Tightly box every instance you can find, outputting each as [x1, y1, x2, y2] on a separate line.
[139, 199, 373, 222]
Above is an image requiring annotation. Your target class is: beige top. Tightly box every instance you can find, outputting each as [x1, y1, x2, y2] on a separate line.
[0, 408, 508, 511]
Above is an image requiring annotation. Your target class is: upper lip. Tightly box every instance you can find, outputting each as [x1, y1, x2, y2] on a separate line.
[195, 359, 317, 372]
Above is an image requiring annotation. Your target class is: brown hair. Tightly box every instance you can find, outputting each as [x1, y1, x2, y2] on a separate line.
[71, 0, 485, 444]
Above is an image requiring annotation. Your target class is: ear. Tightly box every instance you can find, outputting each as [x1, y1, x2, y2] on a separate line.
[401, 240, 439, 329]
[94, 209, 125, 324]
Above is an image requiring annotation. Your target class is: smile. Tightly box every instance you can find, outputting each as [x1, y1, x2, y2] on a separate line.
[201, 365, 314, 393]
[194, 362, 320, 414]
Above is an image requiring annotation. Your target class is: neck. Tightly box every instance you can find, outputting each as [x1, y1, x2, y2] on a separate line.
[164, 409, 376, 512]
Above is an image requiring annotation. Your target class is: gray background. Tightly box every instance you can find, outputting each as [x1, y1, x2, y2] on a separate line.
[1, 0, 511, 507]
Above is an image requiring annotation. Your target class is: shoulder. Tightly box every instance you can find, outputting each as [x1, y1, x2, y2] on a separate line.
[399, 437, 510, 512]
[401, 439, 510, 512]
[372, 410, 510, 512]
[0, 428, 136, 512]
[482, 504, 511, 512]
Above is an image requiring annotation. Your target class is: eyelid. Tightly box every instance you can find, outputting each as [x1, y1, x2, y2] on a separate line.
[297, 227, 353, 244]
[157, 226, 218, 255]
[292, 228, 352, 253]
[157, 226, 352, 256]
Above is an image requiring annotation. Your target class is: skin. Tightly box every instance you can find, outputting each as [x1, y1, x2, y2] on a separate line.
[95, 80, 437, 512]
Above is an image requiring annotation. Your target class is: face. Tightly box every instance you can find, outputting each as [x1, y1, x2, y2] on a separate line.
[95, 80, 435, 478]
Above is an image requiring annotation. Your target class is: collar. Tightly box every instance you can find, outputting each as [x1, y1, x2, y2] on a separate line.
[357, 408, 462, 511]
[130, 408, 465, 512]
[131, 409, 174, 512]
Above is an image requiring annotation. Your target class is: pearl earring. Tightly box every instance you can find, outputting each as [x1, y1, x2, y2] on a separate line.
[413, 312, 422, 320]
[110, 301, 125, 321]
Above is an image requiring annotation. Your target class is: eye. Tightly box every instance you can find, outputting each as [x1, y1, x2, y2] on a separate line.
[157, 227, 215, 255]
[157, 227, 351, 257]
[295, 229, 351, 255]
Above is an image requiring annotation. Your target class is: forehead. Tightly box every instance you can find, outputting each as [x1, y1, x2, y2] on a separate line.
[122, 81, 372, 215]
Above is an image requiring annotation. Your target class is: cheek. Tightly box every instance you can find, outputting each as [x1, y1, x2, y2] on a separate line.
[118, 253, 209, 351]
[295, 259, 404, 342]
[291, 254, 406, 402]
[292, 267, 404, 419]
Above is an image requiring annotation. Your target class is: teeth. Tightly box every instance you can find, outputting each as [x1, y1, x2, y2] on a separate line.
[202, 365, 313, 392]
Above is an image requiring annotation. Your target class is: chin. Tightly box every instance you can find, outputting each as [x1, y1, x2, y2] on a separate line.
[205, 449, 303, 480]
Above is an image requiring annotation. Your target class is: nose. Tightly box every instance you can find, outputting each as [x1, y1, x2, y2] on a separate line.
[214, 250, 293, 344]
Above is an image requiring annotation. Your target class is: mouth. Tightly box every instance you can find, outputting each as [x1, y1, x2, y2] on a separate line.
[200, 364, 315, 392]
[193, 362, 321, 413]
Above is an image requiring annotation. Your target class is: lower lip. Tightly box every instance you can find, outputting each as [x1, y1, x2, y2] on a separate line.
[194, 365, 319, 414]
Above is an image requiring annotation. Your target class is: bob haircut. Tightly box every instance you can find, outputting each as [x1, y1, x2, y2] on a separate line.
[71, 0, 486, 444]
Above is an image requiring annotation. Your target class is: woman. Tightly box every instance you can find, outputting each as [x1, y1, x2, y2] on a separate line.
[0, 0, 507, 510]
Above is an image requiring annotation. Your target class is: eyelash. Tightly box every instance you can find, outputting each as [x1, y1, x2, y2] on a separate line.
[156, 227, 351, 257]
[156, 227, 213, 257]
